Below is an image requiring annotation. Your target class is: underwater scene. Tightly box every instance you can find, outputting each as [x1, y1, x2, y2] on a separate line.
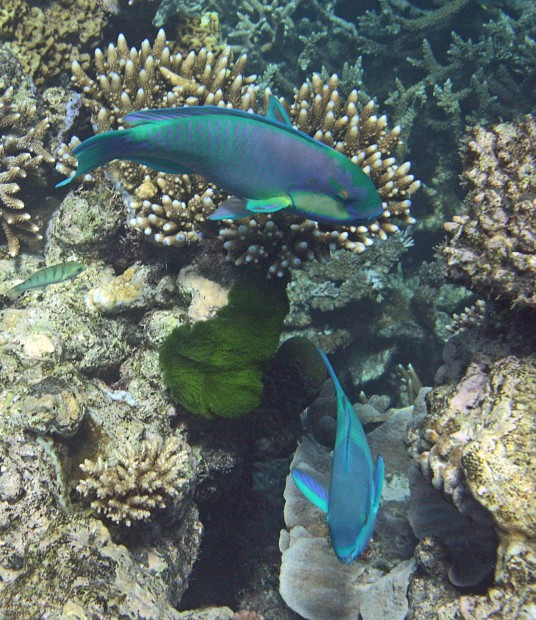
[0, 0, 535, 618]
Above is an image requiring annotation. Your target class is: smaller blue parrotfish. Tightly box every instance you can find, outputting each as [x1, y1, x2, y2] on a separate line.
[292, 349, 384, 564]
[56, 96, 383, 226]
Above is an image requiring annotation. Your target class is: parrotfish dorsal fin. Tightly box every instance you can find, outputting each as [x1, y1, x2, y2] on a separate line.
[292, 468, 329, 513]
[265, 95, 292, 127]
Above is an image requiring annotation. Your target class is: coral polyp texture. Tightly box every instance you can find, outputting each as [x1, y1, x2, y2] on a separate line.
[4, 0, 107, 86]
[0, 81, 54, 256]
[443, 115, 536, 308]
[77, 435, 194, 526]
[63, 30, 419, 275]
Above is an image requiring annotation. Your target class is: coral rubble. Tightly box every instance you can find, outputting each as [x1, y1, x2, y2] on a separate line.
[443, 115, 536, 308]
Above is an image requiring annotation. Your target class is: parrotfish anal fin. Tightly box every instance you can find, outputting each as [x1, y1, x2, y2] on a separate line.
[208, 195, 292, 221]
[373, 456, 384, 511]
[292, 468, 329, 513]
[265, 95, 292, 127]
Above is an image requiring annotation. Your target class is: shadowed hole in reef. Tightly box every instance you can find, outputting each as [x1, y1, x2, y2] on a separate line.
[178, 455, 288, 610]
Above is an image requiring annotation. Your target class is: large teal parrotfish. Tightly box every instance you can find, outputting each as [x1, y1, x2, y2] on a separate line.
[292, 349, 384, 564]
[57, 96, 383, 225]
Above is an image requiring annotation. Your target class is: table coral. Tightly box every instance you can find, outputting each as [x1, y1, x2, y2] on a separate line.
[0, 80, 54, 256]
[443, 115, 536, 308]
[77, 434, 194, 526]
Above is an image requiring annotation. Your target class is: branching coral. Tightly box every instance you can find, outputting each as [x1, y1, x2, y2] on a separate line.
[5, 0, 108, 86]
[77, 435, 193, 526]
[0, 81, 54, 256]
[227, 0, 303, 54]
[442, 115, 536, 308]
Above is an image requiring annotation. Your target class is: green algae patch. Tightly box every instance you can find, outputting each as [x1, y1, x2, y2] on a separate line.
[159, 272, 289, 418]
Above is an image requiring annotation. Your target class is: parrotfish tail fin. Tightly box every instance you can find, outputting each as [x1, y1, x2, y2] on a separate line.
[316, 348, 345, 396]
[373, 456, 384, 512]
[291, 468, 329, 513]
[208, 197, 251, 220]
[5, 284, 22, 301]
[265, 95, 292, 127]
[55, 130, 131, 188]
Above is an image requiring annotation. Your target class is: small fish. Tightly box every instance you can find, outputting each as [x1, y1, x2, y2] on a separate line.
[57, 96, 383, 226]
[292, 349, 384, 564]
[5, 261, 86, 300]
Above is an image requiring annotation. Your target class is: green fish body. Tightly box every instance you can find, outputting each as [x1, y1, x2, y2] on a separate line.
[57, 97, 383, 226]
[6, 261, 86, 300]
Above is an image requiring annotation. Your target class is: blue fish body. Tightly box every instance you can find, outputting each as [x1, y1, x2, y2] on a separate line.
[57, 98, 383, 226]
[292, 349, 384, 564]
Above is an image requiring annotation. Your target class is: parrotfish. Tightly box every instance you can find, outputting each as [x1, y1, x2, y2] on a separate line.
[57, 96, 383, 225]
[5, 261, 86, 300]
[292, 349, 384, 564]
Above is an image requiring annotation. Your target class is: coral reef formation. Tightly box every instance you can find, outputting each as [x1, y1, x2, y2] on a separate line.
[443, 115, 536, 308]
[159, 273, 288, 417]
[0, 78, 54, 256]
[407, 350, 536, 617]
[78, 434, 195, 525]
[65, 29, 257, 248]
[3, 0, 108, 86]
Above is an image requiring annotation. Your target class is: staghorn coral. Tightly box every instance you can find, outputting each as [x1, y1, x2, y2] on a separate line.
[227, 0, 304, 54]
[0, 80, 54, 256]
[442, 115, 536, 308]
[77, 434, 194, 526]
[5, 0, 108, 87]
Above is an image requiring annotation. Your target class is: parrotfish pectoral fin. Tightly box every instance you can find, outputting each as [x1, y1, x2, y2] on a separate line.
[291, 468, 329, 513]
[208, 195, 292, 220]
[265, 95, 292, 127]
[245, 196, 292, 213]
[208, 197, 251, 220]
[373, 456, 384, 511]
[55, 175, 75, 188]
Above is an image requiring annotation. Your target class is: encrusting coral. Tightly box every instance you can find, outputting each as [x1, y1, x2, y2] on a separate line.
[61, 30, 419, 276]
[442, 115, 536, 308]
[77, 434, 194, 526]
[0, 80, 54, 256]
